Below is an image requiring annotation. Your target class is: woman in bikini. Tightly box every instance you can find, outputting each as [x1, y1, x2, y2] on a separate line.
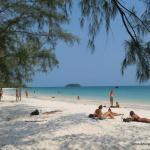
[94, 105, 114, 119]
[130, 111, 150, 123]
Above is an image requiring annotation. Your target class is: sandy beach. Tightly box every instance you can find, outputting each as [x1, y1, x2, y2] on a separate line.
[0, 95, 150, 150]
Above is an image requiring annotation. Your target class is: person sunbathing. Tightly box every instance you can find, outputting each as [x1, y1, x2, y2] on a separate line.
[116, 102, 120, 108]
[130, 111, 150, 123]
[94, 105, 114, 119]
[30, 109, 62, 116]
[108, 108, 123, 116]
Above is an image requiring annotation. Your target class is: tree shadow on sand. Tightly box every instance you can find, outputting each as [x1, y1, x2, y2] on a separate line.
[0, 104, 89, 148]
[52, 133, 150, 150]
[0, 104, 150, 150]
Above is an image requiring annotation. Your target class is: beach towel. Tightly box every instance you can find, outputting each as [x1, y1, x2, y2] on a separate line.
[88, 114, 104, 120]
[122, 118, 132, 122]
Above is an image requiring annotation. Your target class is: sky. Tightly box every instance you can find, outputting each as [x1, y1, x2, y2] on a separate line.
[30, 1, 150, 87]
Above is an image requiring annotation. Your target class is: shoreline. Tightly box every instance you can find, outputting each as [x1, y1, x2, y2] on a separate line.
[2, 93, 150, 110]
[3, 87, 150, 105]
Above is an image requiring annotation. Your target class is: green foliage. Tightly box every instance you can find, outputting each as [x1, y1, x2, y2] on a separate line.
[0, 0, 149, 86]
[0, 0, 78, 87]
[79, 0, 150, 82]
[80, 0, 118, 50]
[122, 39, 150, 82]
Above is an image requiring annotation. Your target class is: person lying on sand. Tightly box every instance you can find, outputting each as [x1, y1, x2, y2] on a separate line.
[30, 109, 62, 116]
[94, 105, 114, 119]
[130, 111, 150, 123]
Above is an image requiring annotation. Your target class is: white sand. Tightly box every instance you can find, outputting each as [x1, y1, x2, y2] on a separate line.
[0, 95, 150, 150]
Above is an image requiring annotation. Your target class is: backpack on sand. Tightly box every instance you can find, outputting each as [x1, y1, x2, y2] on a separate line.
[30, 109, 39, 116]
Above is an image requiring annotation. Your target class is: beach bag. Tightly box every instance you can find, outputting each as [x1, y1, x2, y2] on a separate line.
[30, 109, 39, 116]
[88, 114, 95, 118]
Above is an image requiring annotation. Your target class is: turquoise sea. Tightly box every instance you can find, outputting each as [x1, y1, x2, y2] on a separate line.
[5, 86, 150, 104]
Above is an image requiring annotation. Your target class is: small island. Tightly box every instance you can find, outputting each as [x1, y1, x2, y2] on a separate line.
[65, 84, 81, 87]
[115, 86, 119, 88]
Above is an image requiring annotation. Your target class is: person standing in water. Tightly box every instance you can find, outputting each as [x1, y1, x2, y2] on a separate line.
[16, 88, 19, 102]
[109, 90, 115, 107]
[0, 88, 3, 102]
[25, 90, 28, 98]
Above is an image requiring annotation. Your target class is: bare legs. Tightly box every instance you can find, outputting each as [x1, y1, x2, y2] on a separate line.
[102, 111, 114, 119]
[110, 112, 123, 116]
[138, 118, 150, 123]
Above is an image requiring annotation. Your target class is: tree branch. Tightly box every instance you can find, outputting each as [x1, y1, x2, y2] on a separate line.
[123, 13, 138, 40]
[8, 30, 51, 37]
[114, 0, 136, 42]
[116, 0, 150, 32]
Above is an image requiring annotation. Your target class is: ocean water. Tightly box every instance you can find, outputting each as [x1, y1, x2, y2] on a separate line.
[5, 86, 150, 104]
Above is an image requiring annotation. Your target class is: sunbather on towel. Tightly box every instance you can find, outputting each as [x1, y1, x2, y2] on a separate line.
[94, 105, 114, 119]
[130, 111, 150, 123]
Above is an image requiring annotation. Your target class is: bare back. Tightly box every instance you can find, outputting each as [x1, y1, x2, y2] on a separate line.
[94, 109, 103, 117]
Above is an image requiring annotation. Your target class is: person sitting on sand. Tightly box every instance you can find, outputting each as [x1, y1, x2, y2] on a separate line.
[110, 102, 120, 108]
[130, 111, 150, 123]
[77, 96, 80, 100]
[116, 102, 120, 108]
[94, 105, 114, 119]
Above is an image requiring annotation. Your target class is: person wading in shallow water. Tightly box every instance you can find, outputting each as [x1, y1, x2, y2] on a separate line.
[16, 88, 19, 102]
[0, 88, 3, 102]
[109, 90, 115, 107]
[25, 90, 28, 98]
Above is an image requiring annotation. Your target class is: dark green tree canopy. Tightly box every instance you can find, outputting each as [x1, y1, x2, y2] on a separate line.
[0, 0, 78, 87]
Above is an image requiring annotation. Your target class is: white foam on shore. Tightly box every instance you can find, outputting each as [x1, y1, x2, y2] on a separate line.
[0, 95, 150, 150]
